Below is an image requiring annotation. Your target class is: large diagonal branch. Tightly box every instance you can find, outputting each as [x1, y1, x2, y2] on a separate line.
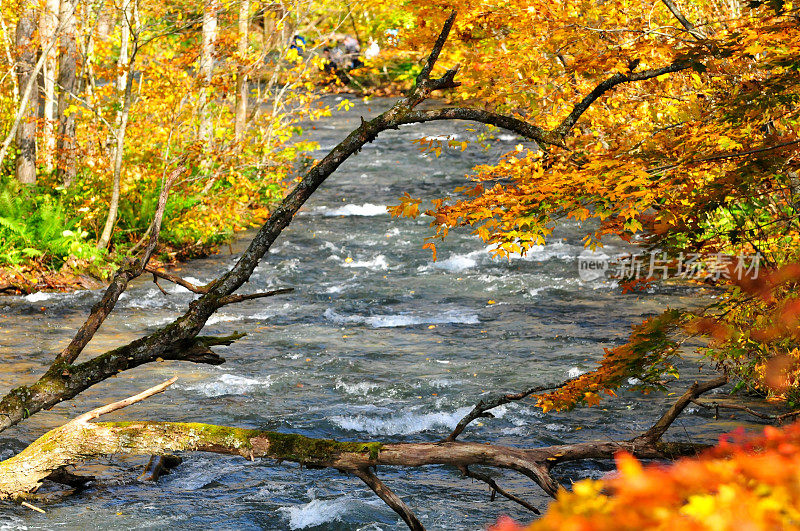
[0, 15, 463, 435]
[636, 376, 728, 443]
[353, 467, 424, 531]
[56, 167, 182, 366]
[459, 465, 541, 514]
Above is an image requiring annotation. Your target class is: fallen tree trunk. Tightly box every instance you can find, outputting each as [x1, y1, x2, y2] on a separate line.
[0, 376, 725, 529]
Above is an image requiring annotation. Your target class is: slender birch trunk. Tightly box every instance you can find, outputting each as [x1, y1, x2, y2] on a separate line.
[0, 9, 19, 103]
[97, 0, 135, 250]
[234, 0, 249, 141]
[197, 0, 218, 145]
[56, 0, 78, 187]
[14, 8, 38, 184]
[40, 0, 59, 172]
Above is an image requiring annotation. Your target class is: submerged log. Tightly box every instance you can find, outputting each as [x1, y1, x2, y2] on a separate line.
[138, 454, 182, 481]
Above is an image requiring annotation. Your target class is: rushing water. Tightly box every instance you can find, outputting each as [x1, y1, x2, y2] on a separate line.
[0, 96, 757, 530]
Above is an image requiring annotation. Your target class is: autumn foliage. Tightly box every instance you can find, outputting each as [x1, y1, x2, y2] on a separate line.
[388, 1, 800, 409]
[491, 422, 800, 530]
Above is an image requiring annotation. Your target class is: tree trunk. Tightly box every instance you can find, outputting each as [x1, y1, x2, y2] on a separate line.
[40, 0, 59, 173]
[56, 0, 78, 187]
[234, 0, 249, 141]
[96, 73, 133, 249]
[0, 10, 19, 105]
[14, 8, 38, 184]
[97, 0, 134, 250]
[197, 0, 218, 145]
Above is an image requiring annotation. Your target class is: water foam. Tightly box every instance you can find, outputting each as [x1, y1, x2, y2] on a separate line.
[567, 367, 586, 378]
[331, 406, 473, 435]
[205, 313, 239, 325]
[23, 291, 53, 302]
[427, 250, 483, 272]
[0, 515, 27, 530]
[507, 241, 577, 261]
[335, 380, 380, 396]
[341, 255, 389, 270]
[185, 373, 272, 397]
[320, 203, 387, 217]
[278, 497, 384, 529]
[324, 308, 479, 328]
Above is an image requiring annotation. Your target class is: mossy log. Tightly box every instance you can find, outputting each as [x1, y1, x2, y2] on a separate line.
[0, 377, 722, 504]
[0, 420, 383, 499]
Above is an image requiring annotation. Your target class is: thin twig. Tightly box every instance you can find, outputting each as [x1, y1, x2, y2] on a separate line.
[21, 501, 45, 514]
[152, 276, 170, 296]
[74, 377, 177, 423]
[146, 266, 210, 294]
[647, 139, 800, 174]
[460, 465, 540, 514]
[215, 288, 294, 307]
[691, 398, 800, 425]
[139, 167, 183, 267]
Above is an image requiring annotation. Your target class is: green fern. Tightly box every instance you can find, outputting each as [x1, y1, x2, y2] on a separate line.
[0, 178, 101, 269]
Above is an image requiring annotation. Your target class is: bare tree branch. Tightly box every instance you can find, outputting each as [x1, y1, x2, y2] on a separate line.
[636, 376, 728, 443]
[55, 168, 182, 366]
[140, 167, 183, 265]
[660, 0, 706, 40]
[555, 61, 691, 137]
[398, 108, 565, 148]
[353, 467, 425, 531]
[459, 465, 541, 515]
[215, 288, 294, 307]
[146, 266, 211, 294]
[0, 378, 723, 518]
[445, 383, 563, 442]
[74, 377, 177, 423]
[691, 398, 800, 425]
[0, 11, 712, 449]
[416, 11, 457, 86]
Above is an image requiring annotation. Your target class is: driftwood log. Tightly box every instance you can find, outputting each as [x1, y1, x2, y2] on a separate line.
[0, 376, 726, 530]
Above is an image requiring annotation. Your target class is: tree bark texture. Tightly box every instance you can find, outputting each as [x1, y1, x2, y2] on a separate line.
[234, 0, 249, 140]
[197, 0, 218, 145]
[56, 0, 78, 187]
[40, 0, 60, 172]
[14, 8, 39, 184]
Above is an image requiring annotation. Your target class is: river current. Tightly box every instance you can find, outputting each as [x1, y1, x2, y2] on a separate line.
[0, 96, 748, 529]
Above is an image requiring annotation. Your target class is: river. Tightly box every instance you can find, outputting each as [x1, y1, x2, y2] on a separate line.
[0, 96, 750, 530]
